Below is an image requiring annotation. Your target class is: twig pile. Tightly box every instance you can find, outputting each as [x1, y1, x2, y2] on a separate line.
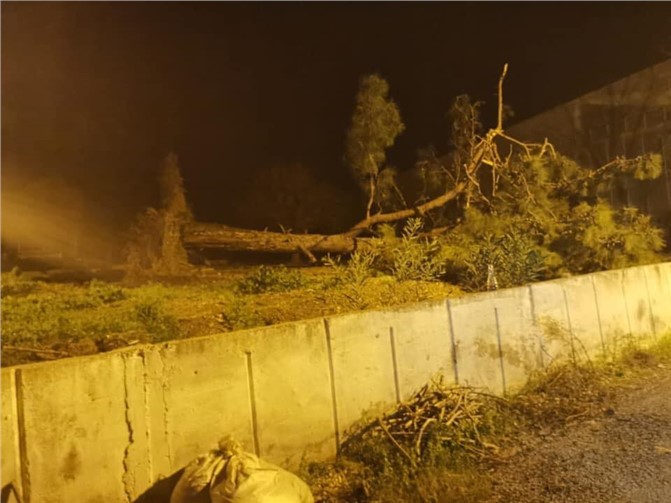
[308, 380, 511, 502]
[346, 379, 505, 465]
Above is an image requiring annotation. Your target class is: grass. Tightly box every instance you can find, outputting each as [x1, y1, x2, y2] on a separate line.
[0, 267, 463, 366]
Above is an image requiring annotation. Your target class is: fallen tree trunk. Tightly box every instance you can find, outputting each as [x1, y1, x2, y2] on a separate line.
[181, 66, 514, 259]
[182, 172, 470, 259]
[182, 223, 374, 258]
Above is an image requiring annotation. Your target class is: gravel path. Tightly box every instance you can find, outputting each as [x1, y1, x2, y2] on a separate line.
[485, 367, 671, 503]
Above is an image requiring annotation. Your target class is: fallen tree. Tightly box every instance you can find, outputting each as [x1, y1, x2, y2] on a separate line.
[181, 66, 506, 260]
[182, 223, 375, 261]
[182, 181, 470, 256]
[129, 64, 665, 274]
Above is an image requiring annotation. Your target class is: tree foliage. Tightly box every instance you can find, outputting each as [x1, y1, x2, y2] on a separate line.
[354, 79, 665, 290]
[345, 74, 405, 218]
[126, 67, 665, 291]
[422, 97, 666, 289]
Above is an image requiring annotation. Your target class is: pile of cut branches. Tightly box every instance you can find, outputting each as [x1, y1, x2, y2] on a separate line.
[305, 379, 514, 502]
[343, 379, 508, 467]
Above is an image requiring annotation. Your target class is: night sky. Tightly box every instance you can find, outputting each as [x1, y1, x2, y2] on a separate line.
[3, 2, 671, 231]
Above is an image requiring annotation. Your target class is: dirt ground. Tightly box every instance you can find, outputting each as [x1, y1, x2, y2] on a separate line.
[484, 366, 671, 503]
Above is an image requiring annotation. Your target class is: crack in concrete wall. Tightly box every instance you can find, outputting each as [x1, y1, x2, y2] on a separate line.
[157, 346, 173, 471]
[121, 355, 135, 502]
[140, 350, 154, 484]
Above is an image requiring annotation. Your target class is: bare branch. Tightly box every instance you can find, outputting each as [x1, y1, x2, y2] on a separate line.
[347, 182, 467, 234]
[497, 63, 509, 131]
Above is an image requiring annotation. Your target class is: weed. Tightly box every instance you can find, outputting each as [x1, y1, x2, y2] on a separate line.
[540, 317, 594, 368]
[132, 295, 179, 342]
[236, 265, 307, 294]
[220, 296, 265, 331]
[619, 331, 671, 367]
[322, 250, 377, 288]
[323, 219, 447, 286]
[389, 218, 446, 282]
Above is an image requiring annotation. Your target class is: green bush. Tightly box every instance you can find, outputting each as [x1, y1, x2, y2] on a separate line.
[133, 296, 179, 341]
[440, 210, 559, 291]
[220, 296, 265, 331]
[87, 279, 127, 304]
[322, 250, 378, 287]
[323, 219, 447, 286]
[461, 231, 547, 291]
[235, 265, 307, 294]
[553, 203, 665, 274]
[387, 218, 446, 281]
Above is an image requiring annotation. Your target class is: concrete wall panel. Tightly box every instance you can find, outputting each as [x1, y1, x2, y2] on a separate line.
[488, 287, 539, 393]
[644, 263, 671, 336]
[141, 347, 172, 482]
[158, 335, 253, 474]
[662, 262, 671, 291]
[1, 369, 20, 496]
[120, 350, 154, 499]
[17, 353, 130, 503]
[326, 312, 398, 441]
[241, 320, 336, 469]
[530, 281, 571, 365]
[381, 300, 455, 400]
[592, 269, 634, 357]
[622, 267, 656, 342]
[448, 293, 504, 395]
[561, 275, 604, 361]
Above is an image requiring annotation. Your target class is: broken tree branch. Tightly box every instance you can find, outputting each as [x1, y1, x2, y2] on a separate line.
[497, 63, 509, 131]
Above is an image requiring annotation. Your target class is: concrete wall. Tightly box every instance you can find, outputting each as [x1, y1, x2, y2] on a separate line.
[2, 263, 670, 502]
[1, 368, 21, 501]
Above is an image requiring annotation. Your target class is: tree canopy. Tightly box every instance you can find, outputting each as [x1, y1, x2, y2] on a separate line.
[345, 74, 405, 219]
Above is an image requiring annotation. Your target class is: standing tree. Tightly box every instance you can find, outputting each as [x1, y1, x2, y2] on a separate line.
[345, 74, 405, 219]
[159, 152, 193, 221]
[124, 152, 193, 278]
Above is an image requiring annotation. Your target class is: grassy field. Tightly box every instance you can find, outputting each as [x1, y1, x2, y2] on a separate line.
[0, 265, 463, 367]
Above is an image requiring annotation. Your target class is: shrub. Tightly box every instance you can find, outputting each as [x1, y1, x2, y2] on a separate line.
[220, 297, 265, 331]
[387, 218, 446, 281]
[440, 210, 559, 291]
[323, 218, 446, 286]
[133, 296, 179, 342]
[322, 250, 378, 287]
[553, 203, 665, 274]
[461, 231, 547, 291]
[235, 265, 307, 294]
